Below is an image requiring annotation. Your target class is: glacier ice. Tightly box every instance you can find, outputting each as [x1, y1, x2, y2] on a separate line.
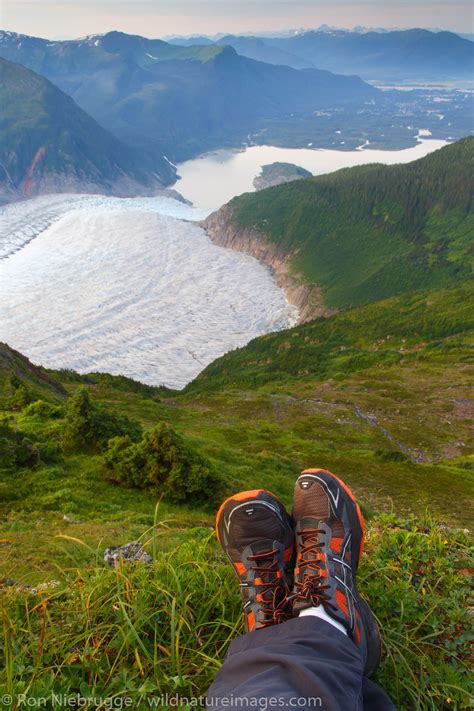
[0, 195, 298, 388]
[0, 193, 212, 259]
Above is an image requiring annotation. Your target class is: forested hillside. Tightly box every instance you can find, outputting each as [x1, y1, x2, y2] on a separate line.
[223, 138, 473, 309]
[0, 58, 175, 201]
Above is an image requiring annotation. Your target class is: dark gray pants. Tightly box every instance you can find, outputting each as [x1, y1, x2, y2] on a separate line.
[207, 617, 395, 710]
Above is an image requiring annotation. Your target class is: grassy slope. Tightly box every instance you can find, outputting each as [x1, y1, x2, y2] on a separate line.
[189, 282, 473, 389]
[0, 279, 472, 705]
[228, 138, 473, 309]
[2, 517, 471, 708]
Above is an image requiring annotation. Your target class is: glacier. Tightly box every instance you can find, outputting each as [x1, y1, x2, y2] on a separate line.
[0, 193, 212, 260]
[0, 195, 298, 388]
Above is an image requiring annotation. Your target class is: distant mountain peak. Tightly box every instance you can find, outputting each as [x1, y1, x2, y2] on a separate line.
[0, 29, 34, 42]
[0, 30, 20, 39]
[213, 44, 238, 58]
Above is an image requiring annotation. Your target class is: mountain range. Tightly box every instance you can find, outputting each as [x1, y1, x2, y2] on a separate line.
[0, 30, 377, 162]
[212, 29, 473, 80]
[1, 26, 471, 201]
[0, 58, 176, 203]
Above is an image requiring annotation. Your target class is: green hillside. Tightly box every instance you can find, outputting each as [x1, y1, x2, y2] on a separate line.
[189, 281, 473, 391]
[226, 138, 473, 309]
[0, 57, 175, 201]
[0, 277, 472, 704]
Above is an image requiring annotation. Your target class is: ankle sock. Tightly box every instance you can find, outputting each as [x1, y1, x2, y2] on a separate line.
[299, 605, 347, 636]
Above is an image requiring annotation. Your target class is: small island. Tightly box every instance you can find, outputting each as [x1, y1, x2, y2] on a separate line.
[254, 162, 313, 190]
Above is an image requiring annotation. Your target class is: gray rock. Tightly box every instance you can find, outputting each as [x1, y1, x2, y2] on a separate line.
[103, 541, 153, 568]
[1, 578, 59, 594]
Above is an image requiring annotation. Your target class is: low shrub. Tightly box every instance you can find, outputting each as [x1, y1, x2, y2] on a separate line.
[105, 423, 222, 505]
[2, 376, 34, 411]
[38, 439, 63, 464]
[23, 399, 64, 419]
[375, 449, 410, 463]
[61, 387, 142, 453]
[0, 420, 39, 468]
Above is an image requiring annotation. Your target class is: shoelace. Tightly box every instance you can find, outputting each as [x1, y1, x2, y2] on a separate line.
[294, 528, 337, 610]
[246, 548, 292, 627]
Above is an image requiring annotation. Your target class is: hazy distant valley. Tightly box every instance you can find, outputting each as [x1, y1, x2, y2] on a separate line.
[174, 27, 474, 81]
[0, 28, 472, 204]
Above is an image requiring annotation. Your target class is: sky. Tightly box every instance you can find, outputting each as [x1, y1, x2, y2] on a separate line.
[1, 0, 473, 39]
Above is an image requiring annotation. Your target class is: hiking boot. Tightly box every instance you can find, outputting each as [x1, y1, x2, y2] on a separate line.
[292, 468, 381, 675]
[216, 489, 295, 632]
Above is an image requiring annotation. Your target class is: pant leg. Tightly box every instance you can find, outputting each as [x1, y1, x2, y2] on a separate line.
[207, 617, 395, 711]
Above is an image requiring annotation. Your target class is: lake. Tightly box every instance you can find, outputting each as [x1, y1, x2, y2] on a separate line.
[175, 136, 449, 209]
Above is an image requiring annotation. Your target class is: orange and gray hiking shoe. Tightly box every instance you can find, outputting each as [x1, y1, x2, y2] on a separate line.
[216, 489, 295, 632]
[292, 468, 381, 676]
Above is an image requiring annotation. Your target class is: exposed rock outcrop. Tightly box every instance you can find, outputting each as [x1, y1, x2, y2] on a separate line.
[203, 206, 333, 324]
[104, 541, 153, 568]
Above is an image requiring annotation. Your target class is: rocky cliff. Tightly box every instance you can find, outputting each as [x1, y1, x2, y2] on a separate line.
[203, 206, 332, 323]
